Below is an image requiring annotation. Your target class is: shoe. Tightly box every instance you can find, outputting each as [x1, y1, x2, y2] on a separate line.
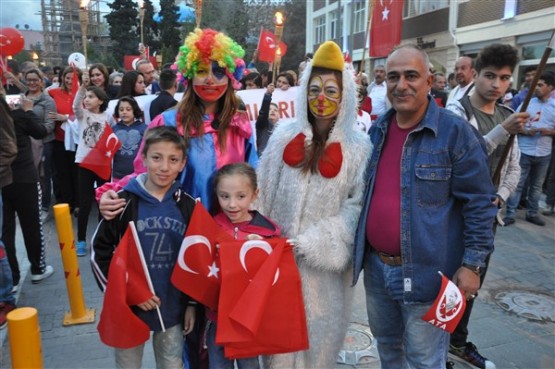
[0, 302, 16, 329]
[31, 265, 54, 284]
[502, 217, 515, 226]
[11, 285, 18, 294]
[449, 342, 496, 369]
[446, 361, 455, 369]
[525, 215, 546, 226]
[76, 241, 87, 257]
[73, 207, 79, 218]
[542, 207, 555, 216]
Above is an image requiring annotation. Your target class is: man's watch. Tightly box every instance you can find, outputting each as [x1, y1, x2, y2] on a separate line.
[462, 263, 481, 275]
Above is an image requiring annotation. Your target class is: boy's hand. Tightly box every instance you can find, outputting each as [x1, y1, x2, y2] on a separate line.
[99, 190, 126, 220]
[183, 306, 196, 335]
[137, 295, 160, 311]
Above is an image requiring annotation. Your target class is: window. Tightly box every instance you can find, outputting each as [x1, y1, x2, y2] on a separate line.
[522, 43, 555, 60]
[403, 0, 449, 18]
[353, 1, 366, 33]
[314, 16, 326, 44]
[330, 11, 338, 40]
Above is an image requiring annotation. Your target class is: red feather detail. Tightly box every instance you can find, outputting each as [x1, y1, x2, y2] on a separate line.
[318, 142, 343, 178]
[283, 133, 306, 167]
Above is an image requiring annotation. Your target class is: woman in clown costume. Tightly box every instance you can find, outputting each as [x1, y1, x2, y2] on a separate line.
[97, 28, 257, 213]
[257, 41, 372, 368]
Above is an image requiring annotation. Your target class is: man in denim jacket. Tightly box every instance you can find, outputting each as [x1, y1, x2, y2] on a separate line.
[352, 45, 498, 369]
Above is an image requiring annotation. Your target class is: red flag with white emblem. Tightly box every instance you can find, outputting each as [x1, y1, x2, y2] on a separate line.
[79, 123, 121, 180]
[257, 28, 288, 63]
[171, 202, 231, 310]
[370, 0, 403, 57]
[421, 272, 467, 333]
[97, 222, 152, 348]
[216, 238, 308, 358]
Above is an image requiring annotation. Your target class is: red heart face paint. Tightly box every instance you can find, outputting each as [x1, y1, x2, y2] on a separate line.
[192, 61, 229, 102]
[307, 74, 341, 119]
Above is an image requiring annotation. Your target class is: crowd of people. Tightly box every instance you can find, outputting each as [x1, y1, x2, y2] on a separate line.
[1, 25, 554, 369]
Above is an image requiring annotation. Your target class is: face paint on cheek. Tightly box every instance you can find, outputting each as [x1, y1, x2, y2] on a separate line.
[193, 84, 227, 102]
[309, 96, 339, 118]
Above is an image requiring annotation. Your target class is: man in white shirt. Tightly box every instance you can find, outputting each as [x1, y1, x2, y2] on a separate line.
[367, 64, 388, 120]
[447, 56, 475, 104]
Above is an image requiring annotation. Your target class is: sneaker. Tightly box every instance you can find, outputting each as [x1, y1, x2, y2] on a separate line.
[542, 207, 555, 216]
[446, 362, 456, 369]
[0, 302, 16, 329]
[502, 217, 515, 226]
[73, 207, 79, 218]
[11, 285, 18, 294]
[76, 241, 87, 257]
[525, 215, 546, 226]
[449, 342, 496, 369]
[31, 265, 54, 284]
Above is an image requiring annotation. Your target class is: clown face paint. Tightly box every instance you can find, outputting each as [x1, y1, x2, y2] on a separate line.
[192, 61, 229, 102]
[308, 73, 341, 119]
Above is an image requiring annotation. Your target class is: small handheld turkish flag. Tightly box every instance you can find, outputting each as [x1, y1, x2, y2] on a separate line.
[257, 28, 288, 63]
[79, 123, 121, 180]
[422, 272, 467, 333]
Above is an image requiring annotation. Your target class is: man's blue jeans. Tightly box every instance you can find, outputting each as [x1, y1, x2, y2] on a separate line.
[506, 153, 552, 218]
[0, 191, 15, 305]
[364, 252, 449, 369]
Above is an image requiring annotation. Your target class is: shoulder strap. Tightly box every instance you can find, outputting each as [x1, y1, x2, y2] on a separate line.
[459, 95, 474, 122]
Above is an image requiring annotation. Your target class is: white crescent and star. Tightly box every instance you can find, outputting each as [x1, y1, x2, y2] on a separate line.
[380, 0, 393, 21]
[105, 132, 119, 157]
[265, 36, 276, 49]
[177, 235, 217, 278]
[239, 240, 280, 285]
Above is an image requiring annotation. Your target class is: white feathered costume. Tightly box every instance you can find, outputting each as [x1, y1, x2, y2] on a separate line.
[257, 42, 372, 368]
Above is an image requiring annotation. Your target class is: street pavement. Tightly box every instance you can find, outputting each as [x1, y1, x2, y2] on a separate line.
[1, 203, 554, 369]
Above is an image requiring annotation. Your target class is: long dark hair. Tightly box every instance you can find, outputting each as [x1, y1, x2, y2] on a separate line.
[176, 79, 240, 151]
[88, 63, 110, 91]
[117, 71, 145, 98]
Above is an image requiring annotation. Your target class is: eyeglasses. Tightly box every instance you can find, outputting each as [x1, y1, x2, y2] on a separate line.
[26, 78, 41, 83]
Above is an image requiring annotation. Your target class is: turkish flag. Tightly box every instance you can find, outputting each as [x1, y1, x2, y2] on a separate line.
[171, 202, 231, 311]
[370, 0, 403, 57]
[257, 29, 288, 63]
[123, 55, 157, 71]
[217, 238, 308, 358]
[97, 223, 152, 348]
[79, 123, 121, 180]
[421, 273, 467, 333]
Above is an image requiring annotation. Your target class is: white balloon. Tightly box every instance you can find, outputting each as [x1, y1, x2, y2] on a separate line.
[68, 52, 86, 69]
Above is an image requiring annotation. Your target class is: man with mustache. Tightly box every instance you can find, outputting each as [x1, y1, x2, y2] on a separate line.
[447, 56, 475, 104]
[352, 45, 497, 369]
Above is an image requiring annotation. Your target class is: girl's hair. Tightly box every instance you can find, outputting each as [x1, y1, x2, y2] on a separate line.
[114, 95, 142, 120]
[214, 163, 258, 192]
[276, 72, 294, 86]
[303, 66, 343, 174]
[61, 66, 82, 93]
[88, 63, 110, 91]
[86, 86, 110, 113]
[117, 71, 145, 98]
[176, 78, 239, 151]
[141, 126, 188, 158]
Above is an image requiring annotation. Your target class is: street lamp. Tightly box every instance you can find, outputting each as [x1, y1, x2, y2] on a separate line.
[79, 0, 90, 65]
[138, 0, 145, 46]
[272, 11, 285, 83]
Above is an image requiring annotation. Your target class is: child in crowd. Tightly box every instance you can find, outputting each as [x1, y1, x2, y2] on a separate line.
[207, 163, 281, 369]
[73, 74, 112, 256]
[112, 96, 146, 181]
[91, 126, 197, 368]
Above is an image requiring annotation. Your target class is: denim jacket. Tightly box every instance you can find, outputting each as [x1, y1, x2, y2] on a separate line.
[352, 97, 497, 303]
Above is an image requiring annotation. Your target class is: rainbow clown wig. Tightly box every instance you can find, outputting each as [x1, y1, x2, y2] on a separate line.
[175, 28, 246, 89]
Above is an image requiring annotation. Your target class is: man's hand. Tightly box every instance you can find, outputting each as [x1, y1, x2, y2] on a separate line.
[98, 190, 126, 220]
[183, 306, 196, 335]
[501, 112, 529, 134]
[452, 267, 480, 300]
[137, 295, 161, 311]
[266, 83, 275, 95]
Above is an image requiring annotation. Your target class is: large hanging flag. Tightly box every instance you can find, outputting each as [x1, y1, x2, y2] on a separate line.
[97, 222, 153, 348]
[171, 202, 231, 310]
[257, 28, 288, 63]
[79, 123, 121, 180]
[370, 0, 403, 57]
[216, 238, 308, 358]
[421, 272, 467, 333]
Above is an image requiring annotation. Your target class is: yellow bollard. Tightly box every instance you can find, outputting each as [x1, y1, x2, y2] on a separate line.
[53, 203, 95, 325]
[7, 307, 43, 369]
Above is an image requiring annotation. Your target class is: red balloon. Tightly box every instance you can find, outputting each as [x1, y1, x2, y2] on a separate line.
[0, 27, 25, 56]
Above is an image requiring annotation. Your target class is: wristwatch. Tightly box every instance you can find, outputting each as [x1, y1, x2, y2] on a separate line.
[462, 263, 481, 275]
